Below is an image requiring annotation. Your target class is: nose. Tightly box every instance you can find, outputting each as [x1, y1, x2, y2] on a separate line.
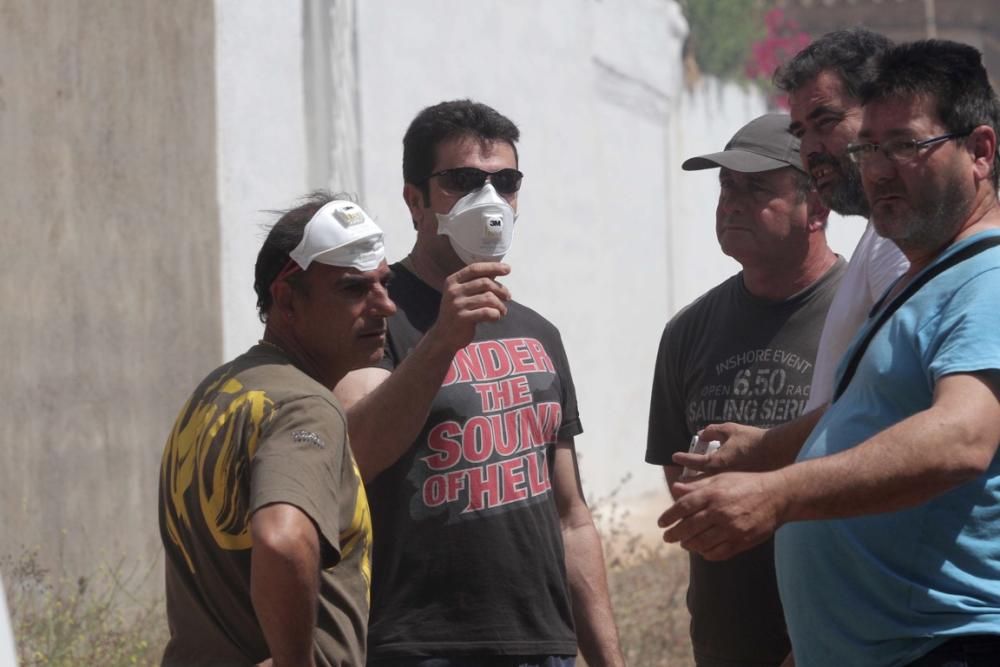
[369, 284, 397, 317]
[860, 148, 896, 185]
[717, 188, 743, 216]
[801, 134, 823, 169]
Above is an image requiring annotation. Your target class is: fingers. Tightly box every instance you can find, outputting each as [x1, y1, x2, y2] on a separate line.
[661, 503, 752, 561]
[451, 292, 508, 322]
[432, 265, 513, 351]
[444, 269, 512, 308]
[672, 451, 714, 472]
[699, 422, 738, 442]
[454, 261, 511, 281]
[657, 480, 705, 529]
[680, 525, 730, 557]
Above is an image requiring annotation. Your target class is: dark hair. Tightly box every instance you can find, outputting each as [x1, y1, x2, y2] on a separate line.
[254, 191, 354, 322]
[774, 28, 892, 99]
[402, 100, 520, 193]
[861, 39, 1000, 189]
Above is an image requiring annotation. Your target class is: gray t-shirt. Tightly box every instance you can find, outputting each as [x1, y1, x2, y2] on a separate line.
[646, 258, 846, 667]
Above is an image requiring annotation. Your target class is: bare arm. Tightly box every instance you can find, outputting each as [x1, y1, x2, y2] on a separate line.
[660, 373, 1000, 560]
[335, 263, 511, 482]
[671, 406, 826, 476]
[553, 440, 625, 667]
[250, 503, 322, 667]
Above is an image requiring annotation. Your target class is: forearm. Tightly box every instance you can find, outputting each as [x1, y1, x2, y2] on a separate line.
[345, 332, 456, 481]
[777, 399, 998, 523]
[250, 509, 321, 667]
[563, 517, 624, 667]
[772, 376, 1000, 518]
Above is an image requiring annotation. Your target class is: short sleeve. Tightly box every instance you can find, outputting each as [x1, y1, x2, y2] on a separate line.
[550, 329, 583, 441]
[250, 395, 349, 566]
[926, 268, 1000, 382]
[645, 320, 691, 466]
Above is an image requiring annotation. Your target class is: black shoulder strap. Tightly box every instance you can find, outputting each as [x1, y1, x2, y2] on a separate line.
[832, 235, 1000, 402]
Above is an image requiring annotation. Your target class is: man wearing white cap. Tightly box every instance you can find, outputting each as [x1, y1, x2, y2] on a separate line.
[159, 193, 395, 667]
[336, 100, 623, 666]
[646, 113, 845, 667]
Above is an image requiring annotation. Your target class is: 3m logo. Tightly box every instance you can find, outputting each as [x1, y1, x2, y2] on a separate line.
[292, 430, 326, 449]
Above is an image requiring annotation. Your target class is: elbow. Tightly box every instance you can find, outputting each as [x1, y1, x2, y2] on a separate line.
[945, 427, 996, 482]
[953, 447, 994, 480]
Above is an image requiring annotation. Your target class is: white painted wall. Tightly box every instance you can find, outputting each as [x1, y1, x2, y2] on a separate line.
[214, 0, 866, 501]
[216, 0, 310, 358]
[355, 0, 688, 499]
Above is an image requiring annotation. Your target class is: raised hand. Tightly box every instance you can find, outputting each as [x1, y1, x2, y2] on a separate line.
[431, 262, 512, 351]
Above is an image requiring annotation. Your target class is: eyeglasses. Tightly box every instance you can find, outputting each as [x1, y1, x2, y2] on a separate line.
[846, 131, 971, 165]
[422, 167, 524, 195]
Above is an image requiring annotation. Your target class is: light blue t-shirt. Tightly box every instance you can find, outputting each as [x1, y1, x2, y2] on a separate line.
[775, 230, 1000, 667]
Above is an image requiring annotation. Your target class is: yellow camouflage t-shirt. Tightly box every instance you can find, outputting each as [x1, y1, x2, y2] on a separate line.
[159, 344, 370, 667]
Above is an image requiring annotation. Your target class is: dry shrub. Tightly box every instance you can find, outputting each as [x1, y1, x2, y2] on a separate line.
[1, 549, 167, 667]
[590, 476, 694, 667]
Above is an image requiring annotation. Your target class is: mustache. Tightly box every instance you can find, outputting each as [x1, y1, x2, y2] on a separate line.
[807, 152, 843, 170]
[359, 322, 387, 336]
[868, 184, 906, 201]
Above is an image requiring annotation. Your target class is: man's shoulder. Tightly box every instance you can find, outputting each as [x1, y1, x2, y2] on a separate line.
[505, 299, 561, 335]
[666, 274, 742, 330]
[218, 347, 343, 415]
[924, 233, 1000, 301]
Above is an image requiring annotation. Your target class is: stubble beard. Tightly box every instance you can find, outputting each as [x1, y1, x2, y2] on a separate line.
[873, 173, 971, 255]
[819, 154, 870, 218]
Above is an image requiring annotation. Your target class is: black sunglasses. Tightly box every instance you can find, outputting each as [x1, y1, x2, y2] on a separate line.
[423, 167, 523, 195]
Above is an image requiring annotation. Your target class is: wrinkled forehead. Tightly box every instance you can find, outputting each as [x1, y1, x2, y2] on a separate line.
[789, 70, 857, 122]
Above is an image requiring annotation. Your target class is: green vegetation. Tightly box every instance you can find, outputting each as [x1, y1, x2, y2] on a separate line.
[679, 0, 768, 81]
[4, 486, 693, 666]
[590, 478, 693, 666]
[2, 550, 166, 667]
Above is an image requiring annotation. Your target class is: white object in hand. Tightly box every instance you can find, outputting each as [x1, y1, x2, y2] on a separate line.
[681, 435, 721, 479]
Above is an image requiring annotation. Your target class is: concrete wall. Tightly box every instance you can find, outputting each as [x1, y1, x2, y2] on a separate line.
[0, 1, 220, 574]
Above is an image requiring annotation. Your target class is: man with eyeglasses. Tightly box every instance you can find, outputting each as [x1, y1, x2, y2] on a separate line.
[335, 100, 623, 667]
[674, 29, 911, 479]
[660, 39, 1000, 667]
[646, 113, 845, 667]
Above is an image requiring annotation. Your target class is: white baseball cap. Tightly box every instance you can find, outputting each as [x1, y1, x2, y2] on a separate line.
[289, 200, 386, 271]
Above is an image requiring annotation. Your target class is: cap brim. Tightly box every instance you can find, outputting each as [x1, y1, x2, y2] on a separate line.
[682, 149, 797, 173]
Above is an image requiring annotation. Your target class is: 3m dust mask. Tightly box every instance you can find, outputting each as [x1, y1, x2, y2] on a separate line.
[435, 184, 517, 265]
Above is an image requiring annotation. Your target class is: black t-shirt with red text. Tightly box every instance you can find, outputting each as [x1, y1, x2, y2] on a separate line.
[368, 264, 581, 658]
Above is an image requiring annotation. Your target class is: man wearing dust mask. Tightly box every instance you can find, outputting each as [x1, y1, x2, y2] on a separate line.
[335, 100, 624, 667]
